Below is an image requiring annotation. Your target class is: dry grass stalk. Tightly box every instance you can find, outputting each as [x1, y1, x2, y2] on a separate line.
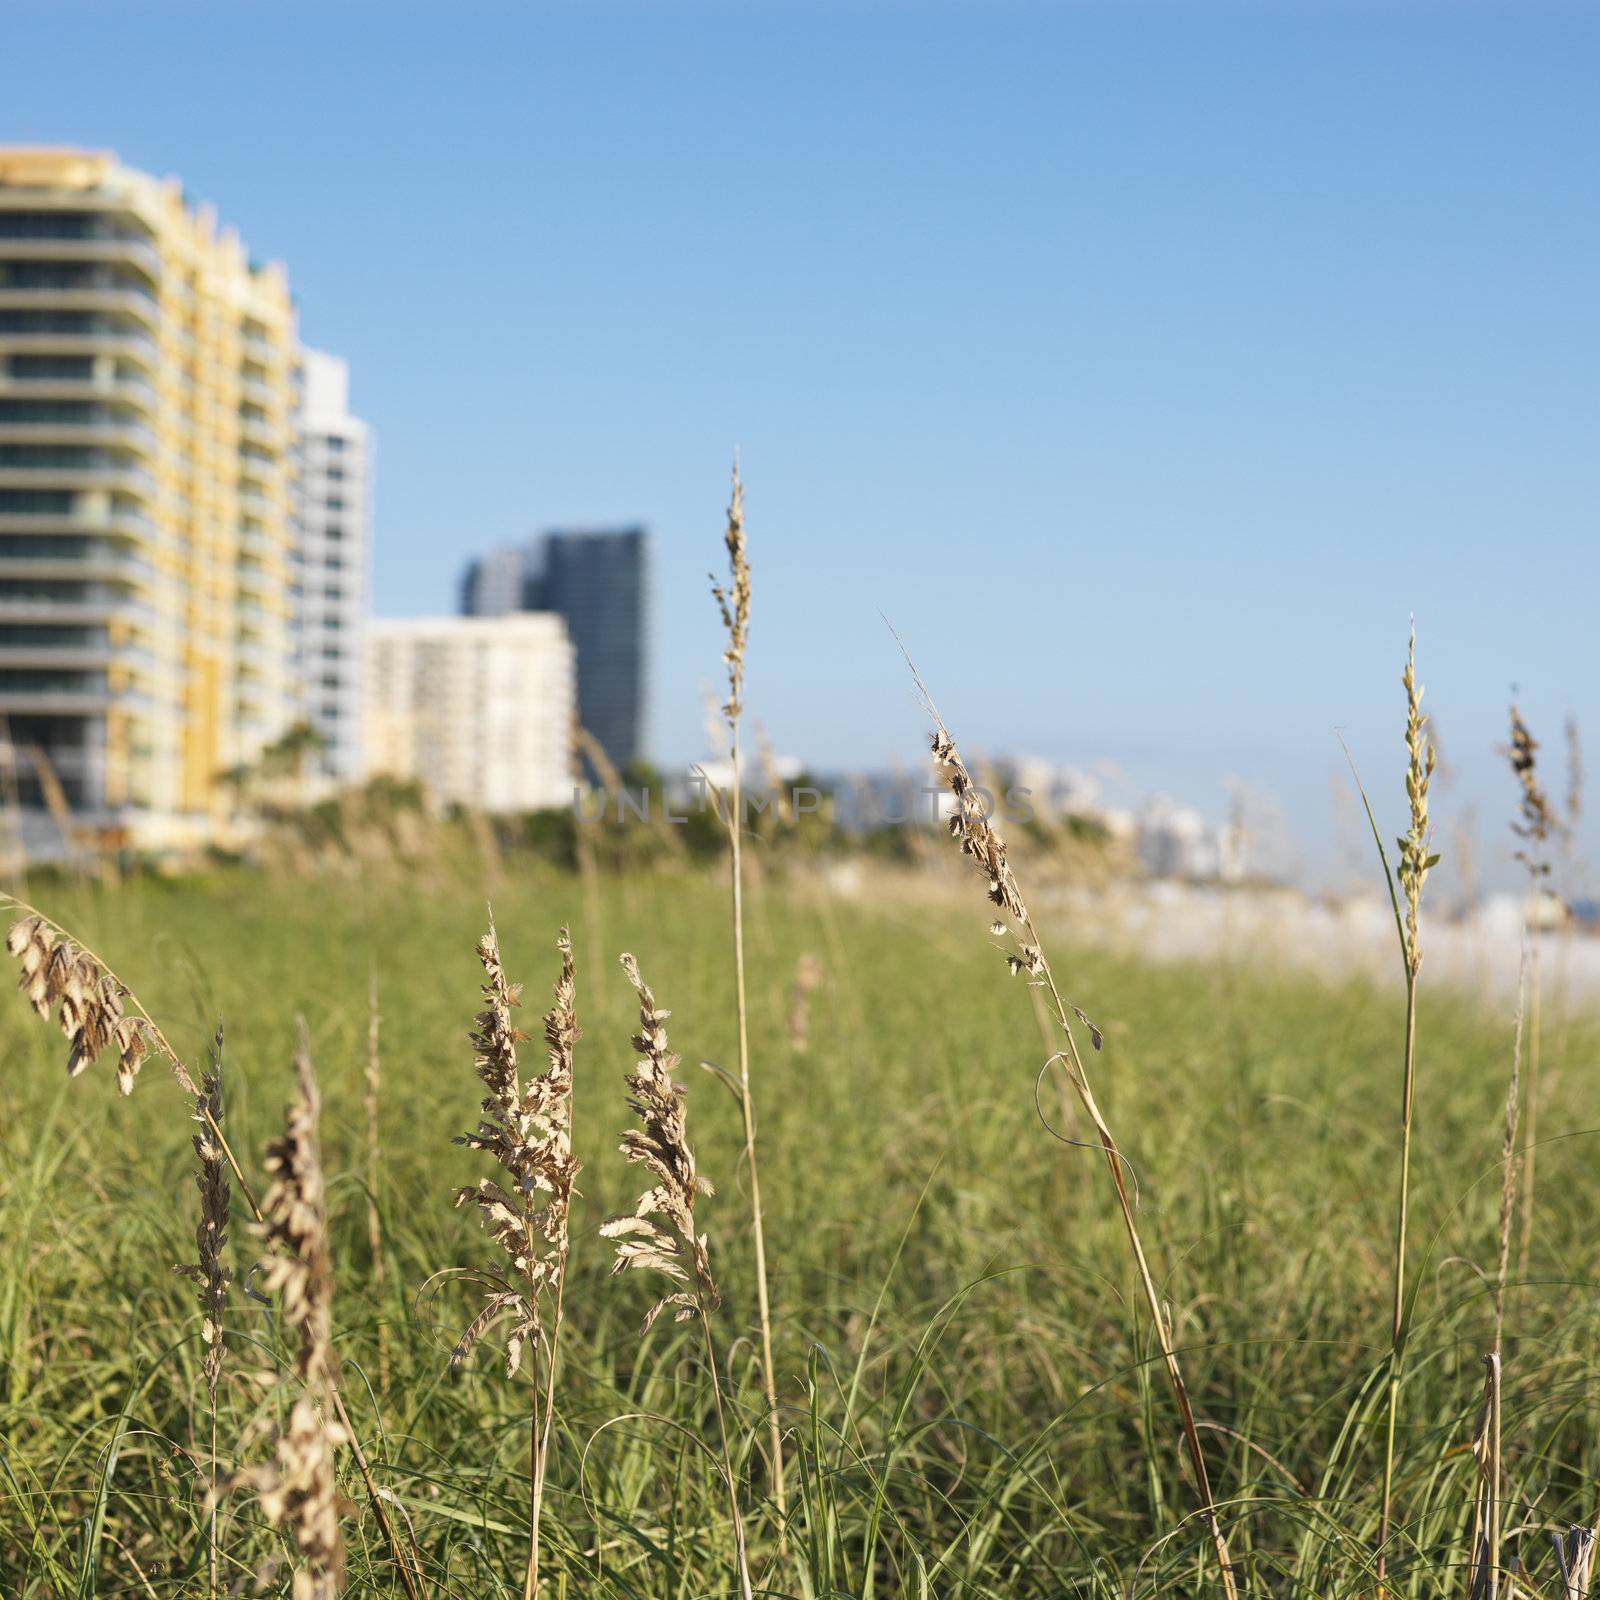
[1555, 1526, 1596, 1600]
[0, 895, 261, 1218]
[177, 1026, 230, 1403]
[602, 953, 752, 1600]
[908, 655, 1236, 1595]
[787, 951, 821, 1053]
[1493, 945, 1527, 1358]
[1506, 706, 1553, 1285]
[175, 1025, 230, 1600]
[1469, 944, 1528, 1598]
[708, 461, 786, 1534]
[452, 922, 580, 1600]
[1376, 628, 1437, 1589]
[1469, 1353, 1504, 1600]
[252, 1029, 425, 1600]
[365, 972, 390, 1399]
[247, 1033, 349, 1600]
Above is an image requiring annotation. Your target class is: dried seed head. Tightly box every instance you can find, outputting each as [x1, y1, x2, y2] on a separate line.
[451, 923, 581, 1374]
[256, 1029, 335, 1385]
[243, 1391, 351, 1600]
[1507, 704, 1555, 879]
[923, 710, 1100, 1049]
[931, 725, 1028, 923]
[5, 915, 158, 1093]
[1397, 629, 1438, 974]
[600, 952, 718, 1333]
[709, 461, 751, 724]
[240, 1027, 348, 1600]
[175, 1025, 230, 1403]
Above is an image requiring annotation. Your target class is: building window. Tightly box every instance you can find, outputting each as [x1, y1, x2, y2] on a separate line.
[326, 466, 344, 482]
[325, 436, 344, 452]
[326, 497, 344, 510]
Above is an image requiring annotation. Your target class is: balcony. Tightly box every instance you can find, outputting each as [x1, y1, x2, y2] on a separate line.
[0, 545, 159, 586]
[240, 330, 280, 364]
[238, 412, 280, 450]
[0, 593, 159, 626]
[0, 508, 157, 541]
[236, 525, 278, 558]
[0, 687, 114, 714]
[0, 464, 157, 495]
[0, 236, 162, 280]
[0, 289, 159, 332]
[0, 371, 156, 403]
[0, 640, 157, 669]
[234, 634, 277, 667]
[0, 334, 159, 380]
[237, 376, 277, 409]
[237, 455, 279, 490]
[234, 561, 281, 596]
[0, 423, 158, 462]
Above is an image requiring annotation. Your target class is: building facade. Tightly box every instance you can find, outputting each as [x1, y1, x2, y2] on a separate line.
[460, 525, 648, 772]
[0, 147, 297, 851]
[291, 347, 370, 781]
[458, 540, 527, 619]
[365, 614, 575, 812]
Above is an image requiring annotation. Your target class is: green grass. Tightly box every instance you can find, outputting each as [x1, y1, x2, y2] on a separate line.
[1, 859, 1596, 1597]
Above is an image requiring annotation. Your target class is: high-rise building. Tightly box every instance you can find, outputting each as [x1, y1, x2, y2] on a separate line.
[0, 148, 297, 851]
[292, 347, 370, 780]
[460, 526, 648, 771]
[458, 540, 527, 619]
[365, 614, 575, 812]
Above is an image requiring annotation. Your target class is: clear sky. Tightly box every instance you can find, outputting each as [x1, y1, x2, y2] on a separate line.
[8, 2, 1596, 889]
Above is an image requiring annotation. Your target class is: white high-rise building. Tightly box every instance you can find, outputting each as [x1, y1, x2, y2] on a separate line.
[292, 347, 370, 780]
[364, 614, 575, 811]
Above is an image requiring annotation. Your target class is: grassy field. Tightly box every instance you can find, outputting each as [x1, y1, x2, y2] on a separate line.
[1, 855, 1596, 1597]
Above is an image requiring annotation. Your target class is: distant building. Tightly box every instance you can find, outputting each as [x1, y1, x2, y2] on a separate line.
[461, 526, 649, 772]
[458, 541, 527, 619]
[0, 147, 298, 852]
[1136, 794, 1244, 882]
[990, 756, 1103, 821]
[291, 348, 370, 780]
[365, 614, 574, 812]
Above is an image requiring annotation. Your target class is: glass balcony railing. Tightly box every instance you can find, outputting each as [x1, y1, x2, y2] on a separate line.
[0, 234, 163, 280]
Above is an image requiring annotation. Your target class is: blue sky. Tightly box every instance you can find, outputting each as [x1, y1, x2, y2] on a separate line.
[8, 2, 1596, 887]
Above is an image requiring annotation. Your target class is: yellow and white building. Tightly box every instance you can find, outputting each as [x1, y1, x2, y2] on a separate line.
[0, 147, 297, 852]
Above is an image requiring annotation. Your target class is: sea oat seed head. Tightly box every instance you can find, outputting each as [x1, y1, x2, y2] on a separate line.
[601, 952, 719, 1332]
[451, 924, 581, 1373]
[256, 1030, 335, 1385]
[245, 1390, 351, 1600]
[1397, 630, 1437, 974]
[709, 461, 751, 725]
[1507, 704, 1555, 880]
[6, 916, 153, 1089]
[175, 1025, 230, 1402]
